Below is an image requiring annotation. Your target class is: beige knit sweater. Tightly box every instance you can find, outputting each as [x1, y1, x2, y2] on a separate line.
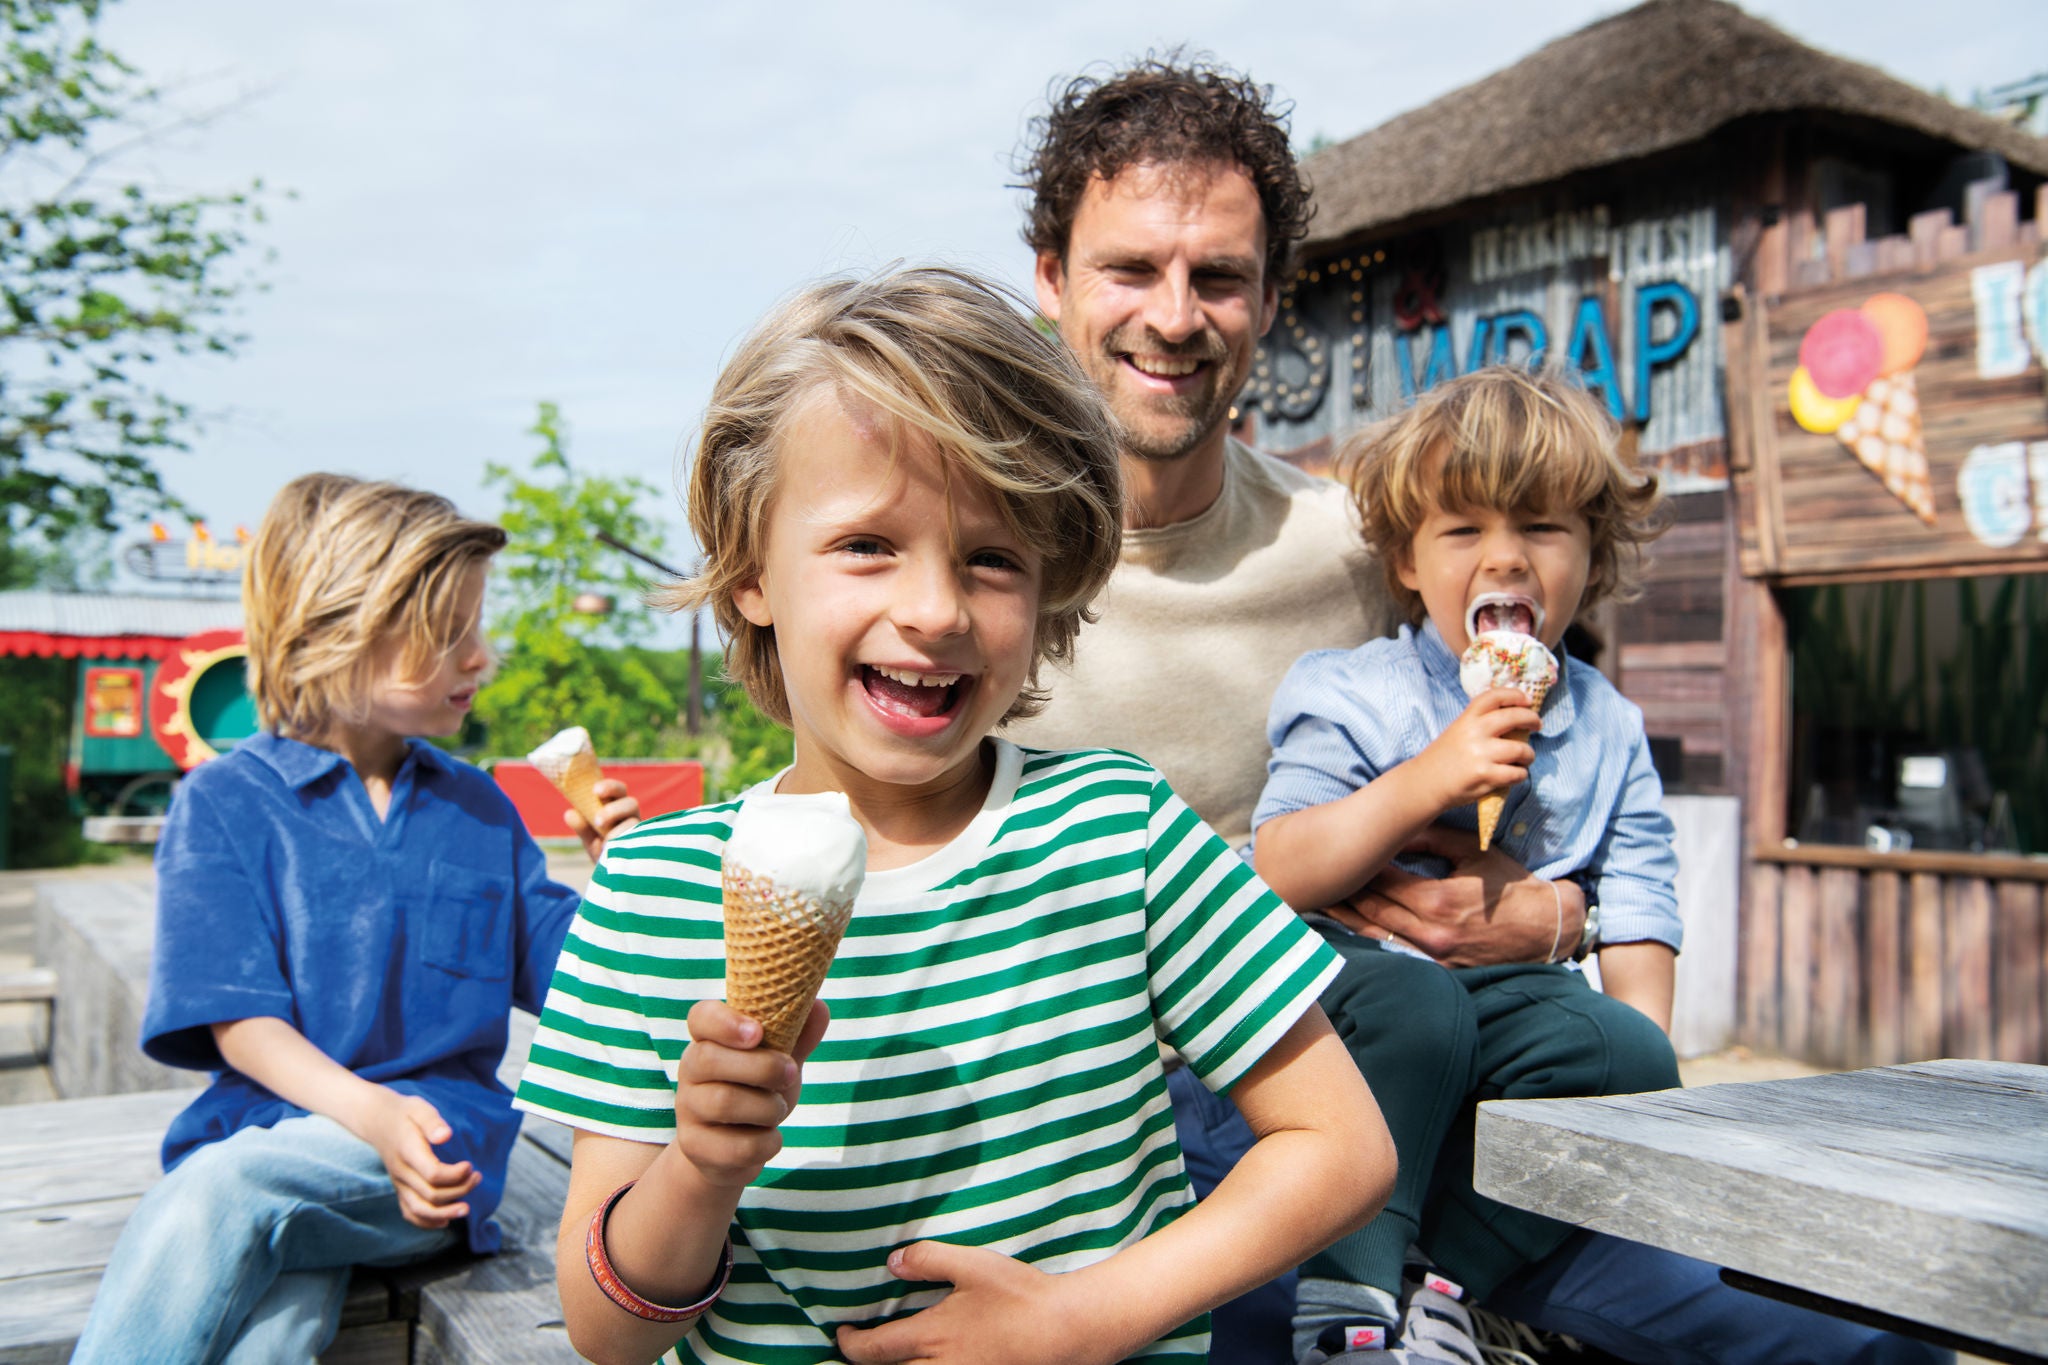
[1007, 438, 1399, 849]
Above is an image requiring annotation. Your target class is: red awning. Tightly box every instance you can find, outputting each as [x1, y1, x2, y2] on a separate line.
[0, 631, 194, 661]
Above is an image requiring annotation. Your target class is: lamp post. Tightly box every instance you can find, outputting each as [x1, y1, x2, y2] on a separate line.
[594, 531, 702, 736]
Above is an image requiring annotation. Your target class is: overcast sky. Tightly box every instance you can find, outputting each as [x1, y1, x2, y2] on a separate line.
[73, 0, 2048, 630]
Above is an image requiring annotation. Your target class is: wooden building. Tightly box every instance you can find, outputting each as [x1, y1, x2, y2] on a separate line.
[1247, 0, 2048, 1065]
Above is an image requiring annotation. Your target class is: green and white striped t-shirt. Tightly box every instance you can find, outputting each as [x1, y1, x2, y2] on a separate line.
[514, 741, 1339, 1364]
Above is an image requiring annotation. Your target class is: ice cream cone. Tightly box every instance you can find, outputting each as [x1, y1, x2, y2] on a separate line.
[722, 864, 854, 1054]
[528, 726, 606, 827]
[719, 790, 867, 1055]
[1476, 727, 1535, 851]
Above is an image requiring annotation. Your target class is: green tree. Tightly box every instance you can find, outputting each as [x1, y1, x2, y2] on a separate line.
[688, 674, 793, 802]
[2, 0, 271, 546]
[473, 402, 685, 759]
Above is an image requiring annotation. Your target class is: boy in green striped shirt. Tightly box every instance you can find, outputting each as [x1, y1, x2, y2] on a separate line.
[514, 265, 1394, 1364]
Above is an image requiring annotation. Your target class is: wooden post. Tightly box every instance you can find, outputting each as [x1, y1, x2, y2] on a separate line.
[1949, 880, 1995, 1059]
[1781, 865, 1816, 1058]
[1906, 874, 1944, 1062]
[1994, 881, 2043, 1063]
[1866, 870, 1903, 1066]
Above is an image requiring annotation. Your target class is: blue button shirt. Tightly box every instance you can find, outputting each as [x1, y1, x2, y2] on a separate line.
[1253, 620, 1682, 951]
[142, 731, 583, 1251]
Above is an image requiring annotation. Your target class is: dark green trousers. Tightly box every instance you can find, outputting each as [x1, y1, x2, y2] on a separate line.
[1306, 928, 1680, 1300]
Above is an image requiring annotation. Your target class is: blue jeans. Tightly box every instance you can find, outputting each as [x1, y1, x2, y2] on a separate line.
[1167, 1068, 1948, 1365]
[72, 1114, 458, 1364]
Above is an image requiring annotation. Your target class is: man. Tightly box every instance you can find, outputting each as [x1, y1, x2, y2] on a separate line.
[1006, 53, 1945, 1365]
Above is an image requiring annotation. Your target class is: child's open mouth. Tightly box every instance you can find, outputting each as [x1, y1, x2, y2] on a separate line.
[861, 665, 966, 730]
[1465, 594, 1545, 639]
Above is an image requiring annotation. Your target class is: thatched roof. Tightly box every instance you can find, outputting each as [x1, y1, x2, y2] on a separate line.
[1303, 0, 2048, 249]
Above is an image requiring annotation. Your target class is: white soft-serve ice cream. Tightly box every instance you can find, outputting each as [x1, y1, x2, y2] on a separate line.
[721, 792, 868, 1053]
[528, 725, 604, 825]
[1457, 596, 1560, 851]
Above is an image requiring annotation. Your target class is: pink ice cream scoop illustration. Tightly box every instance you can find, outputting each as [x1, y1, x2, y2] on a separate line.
[1459, 595, 1559, 851]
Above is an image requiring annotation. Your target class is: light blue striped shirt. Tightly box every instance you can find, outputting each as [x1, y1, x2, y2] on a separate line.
[1252, 620, 1682, 951]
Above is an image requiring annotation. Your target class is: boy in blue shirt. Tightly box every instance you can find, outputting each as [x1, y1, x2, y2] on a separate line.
[72, 474, 640, 1364]
[1251, 367, 1681, 1363]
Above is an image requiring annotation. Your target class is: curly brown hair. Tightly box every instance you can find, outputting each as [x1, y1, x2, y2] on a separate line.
[1018, 51, 1313, 284]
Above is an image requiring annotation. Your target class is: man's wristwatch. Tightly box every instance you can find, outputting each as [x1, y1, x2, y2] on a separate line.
[1570, 874, 1601, 962]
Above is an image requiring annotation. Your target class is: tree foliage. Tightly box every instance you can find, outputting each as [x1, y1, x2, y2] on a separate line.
[2, 0, 270, 541]
[473, 403, 685, 760]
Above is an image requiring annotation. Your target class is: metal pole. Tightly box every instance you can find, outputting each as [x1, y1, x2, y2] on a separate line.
[594, 532, 702, 734]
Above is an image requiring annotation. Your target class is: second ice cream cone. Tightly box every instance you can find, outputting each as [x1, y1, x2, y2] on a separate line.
[1476, 726, 1533, 851]
[722, 864, 853, 1054]
[529, 726, 607, 827]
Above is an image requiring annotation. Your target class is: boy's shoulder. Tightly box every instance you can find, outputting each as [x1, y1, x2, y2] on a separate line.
[1280, 628, 1433, 702]
[1008, 743, 1165, 801]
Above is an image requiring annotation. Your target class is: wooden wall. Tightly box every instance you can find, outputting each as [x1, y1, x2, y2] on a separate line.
[1617, 489, 1732, 791]
[1744, 852, 2047, 1067]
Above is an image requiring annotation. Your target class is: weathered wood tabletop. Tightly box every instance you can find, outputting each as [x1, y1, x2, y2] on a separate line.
[1474, 1059, 2048, 1360]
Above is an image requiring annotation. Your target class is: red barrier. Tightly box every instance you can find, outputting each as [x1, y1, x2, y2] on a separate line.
[494, 758, 705, 841]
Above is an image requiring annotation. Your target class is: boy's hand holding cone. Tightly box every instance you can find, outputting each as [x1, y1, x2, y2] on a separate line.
[1457, 602, 1559, 851]
[721, 792, 866, 1054]
[528, 726, 640, 859]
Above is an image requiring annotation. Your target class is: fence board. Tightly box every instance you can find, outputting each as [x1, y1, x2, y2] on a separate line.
[1742, 862, 1783, 1045]
[1995, 881, 2043, 1063]
[1865, 871, 1903, 1066]
[1907, 874, 1945, 1062]
[1816, 869, 1861, 1066]
[1948, 880, 1995, 1059]
[1781, 866, 1816, 1058]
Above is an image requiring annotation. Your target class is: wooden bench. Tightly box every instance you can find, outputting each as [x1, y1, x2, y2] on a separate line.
[2, 879, 582, 1362]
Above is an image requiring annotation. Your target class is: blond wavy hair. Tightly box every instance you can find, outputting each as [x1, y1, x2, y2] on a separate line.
[661, 265, 1124, 727]
[1342, 365, 1665, 624]
[243, 474, 506, 738]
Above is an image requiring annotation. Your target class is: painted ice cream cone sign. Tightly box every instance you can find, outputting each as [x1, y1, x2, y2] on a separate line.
[1787, 292, 1935, 524]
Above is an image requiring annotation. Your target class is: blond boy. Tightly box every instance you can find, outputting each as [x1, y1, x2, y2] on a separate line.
[514, 266, 1393, 1365]
[74, 476, 637, 1364]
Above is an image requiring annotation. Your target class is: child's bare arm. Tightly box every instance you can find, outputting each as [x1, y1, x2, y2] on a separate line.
[1256, 688, 1541, 912]
[555, 999, 827, 1365]
[1596, 941, 1676, 1034]
[210, 1017, 479, 1227]
[835, 1007, 1392, 1365]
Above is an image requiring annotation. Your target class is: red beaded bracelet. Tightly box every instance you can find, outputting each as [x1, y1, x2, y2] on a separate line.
[585, 1181, 733, 1324]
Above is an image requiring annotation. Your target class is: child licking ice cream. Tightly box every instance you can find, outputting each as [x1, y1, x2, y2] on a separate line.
[1248, 365, 1684, 1360]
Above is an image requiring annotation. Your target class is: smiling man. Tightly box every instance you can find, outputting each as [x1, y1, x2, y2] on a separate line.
[1004, 54, 1948, 1365]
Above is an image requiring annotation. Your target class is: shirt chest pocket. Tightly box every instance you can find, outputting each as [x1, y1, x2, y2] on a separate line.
[418, 861, 513, 981]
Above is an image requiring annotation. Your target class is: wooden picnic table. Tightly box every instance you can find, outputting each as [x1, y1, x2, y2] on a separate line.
[1474, 1059, 2048, 1364]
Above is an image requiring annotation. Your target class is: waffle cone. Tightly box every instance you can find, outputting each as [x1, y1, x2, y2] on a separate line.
[1477, 726, 1535, 851]
[722, 863, 853, 1054]
[1833, 370, 1935, 524]
[534, 744, 606, 827]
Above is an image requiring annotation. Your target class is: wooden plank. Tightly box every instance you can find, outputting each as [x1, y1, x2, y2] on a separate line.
[1473, 1061, 2048, 1356]
[1780, 865, 1816, 1058]
[414, 1134, 579, 1364]
[1815, 868, 1860, 1067]
[1964, 178, 2001, 250]
[1936, 224, 1971, 261]
[1906, 874, 1945, 1062]
[1909, 209, 1949, 271]
[1824, 202, 1865, 281]
[0, 1268, 103, 1364]
[1755, 219, 1788, 298]
[1949, 879, 1995, 1059]
[1980, 190, 2019, 252]
[0, 970, 55, 1005]
[1995, 881, 2043, 1064]
[1865, 871, 1903, 1067]
[1740, 862, 1782, 1048]
[1752, 842, 2048, 882]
